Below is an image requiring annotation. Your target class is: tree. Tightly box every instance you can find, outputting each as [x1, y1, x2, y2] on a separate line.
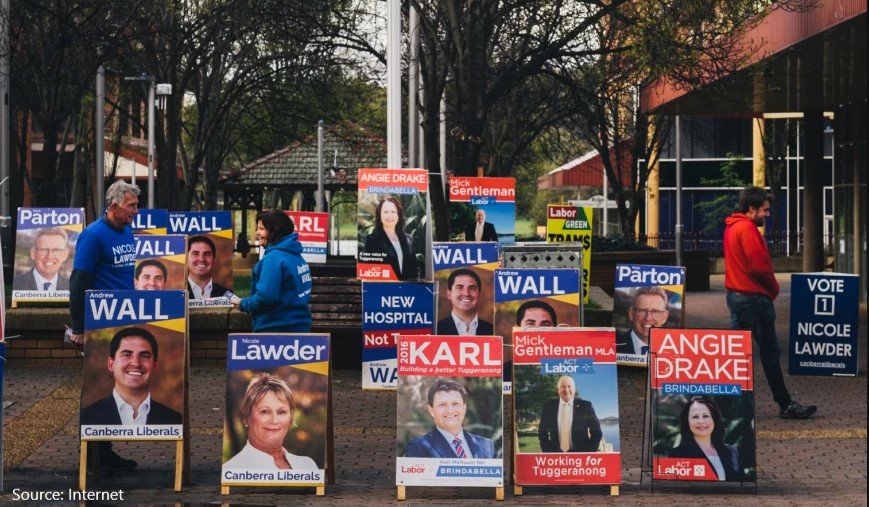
[5, 0, 139, 207]
[402, 0, 813, 239]
[694, 153, 748, 234]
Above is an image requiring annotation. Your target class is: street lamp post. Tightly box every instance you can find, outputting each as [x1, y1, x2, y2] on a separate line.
[124, 75, 171, 208]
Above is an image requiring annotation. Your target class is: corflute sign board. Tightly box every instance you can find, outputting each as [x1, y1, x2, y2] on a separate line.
[649, 328, 757, 483]
[788, 273, 860, 376]
[396, 335, 503, 488]
[361, 281, 435, 390]
[513, 328, 621, 487]
[222, 333, 329, 488]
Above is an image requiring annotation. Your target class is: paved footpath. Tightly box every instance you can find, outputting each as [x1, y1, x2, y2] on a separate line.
[1, 275, 866, 506]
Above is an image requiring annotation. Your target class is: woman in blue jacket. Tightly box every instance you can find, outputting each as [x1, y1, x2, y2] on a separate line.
[234, 210, 312, 332]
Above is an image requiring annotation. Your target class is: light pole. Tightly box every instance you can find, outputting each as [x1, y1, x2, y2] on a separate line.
[123, 75, 170, 208]
[123, 74, 154, 207]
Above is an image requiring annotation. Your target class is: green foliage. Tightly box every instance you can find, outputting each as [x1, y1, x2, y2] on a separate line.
[449, 202, 476, 239]
[592, 235, 656, 252]
[513, 367, 560, 430]
[514, 219, 540, 241]
[695, 153, 748, 234]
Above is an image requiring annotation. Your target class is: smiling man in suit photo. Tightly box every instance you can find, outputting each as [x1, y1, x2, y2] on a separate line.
[465, 209, 498, 243]
[436, 268, 494, 336]
[81, 327, 181, 426]
[404, 379, 495, 459]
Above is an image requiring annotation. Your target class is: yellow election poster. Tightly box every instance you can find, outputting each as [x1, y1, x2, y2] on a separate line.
[546, 205, 592, 303]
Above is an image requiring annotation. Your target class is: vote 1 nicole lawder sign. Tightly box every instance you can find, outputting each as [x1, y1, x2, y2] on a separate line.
[788, 273, 859, 377]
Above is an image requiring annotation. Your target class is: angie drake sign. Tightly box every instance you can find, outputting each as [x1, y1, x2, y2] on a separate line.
[650, 328, 756, 483]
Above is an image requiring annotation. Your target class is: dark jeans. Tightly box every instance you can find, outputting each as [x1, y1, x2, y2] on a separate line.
[726, 291, 792, 410]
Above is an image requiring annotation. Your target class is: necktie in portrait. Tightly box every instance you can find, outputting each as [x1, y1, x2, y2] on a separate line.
[453, 437, 467, 458]
[559, 404, 570, 452]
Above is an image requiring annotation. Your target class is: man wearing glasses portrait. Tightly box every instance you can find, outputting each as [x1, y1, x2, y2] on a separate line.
[14, 227, 71, 291]
[616, 286, 670, 356]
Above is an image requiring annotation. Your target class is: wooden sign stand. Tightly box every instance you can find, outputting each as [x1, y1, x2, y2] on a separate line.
[78, 440, 184, 491]
[221, 484, 325, 496]
[397, 485, 504, 501]
[219, 333, 333, 497]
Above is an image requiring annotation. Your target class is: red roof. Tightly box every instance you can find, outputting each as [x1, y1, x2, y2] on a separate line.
[538, 141, 634, 190]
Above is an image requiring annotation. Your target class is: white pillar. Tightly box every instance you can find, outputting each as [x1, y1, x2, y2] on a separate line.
[387, 0, 401, 167]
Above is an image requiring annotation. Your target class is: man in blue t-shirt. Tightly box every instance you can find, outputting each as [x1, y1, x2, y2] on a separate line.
[69, 180, 141, 476]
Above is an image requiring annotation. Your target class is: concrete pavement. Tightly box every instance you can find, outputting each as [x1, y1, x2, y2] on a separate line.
[1, 274, 866, 506]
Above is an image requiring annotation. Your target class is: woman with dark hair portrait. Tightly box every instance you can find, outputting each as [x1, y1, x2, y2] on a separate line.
[361, 196, 420, 280]
[669, 396, 740, 481]
[223, 373, 317, 469]
[233, 210, 312, 332]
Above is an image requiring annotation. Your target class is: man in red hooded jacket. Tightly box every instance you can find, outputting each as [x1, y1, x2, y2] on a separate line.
[724, 186, 816, 420]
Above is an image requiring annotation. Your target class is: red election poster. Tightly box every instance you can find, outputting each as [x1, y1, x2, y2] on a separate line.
[357, 168, 429, 282]
[284, 211, 329, 264]
[650, 328, 757, 482]
[513, 328, 621, 486]
[396, 335, 503, 488]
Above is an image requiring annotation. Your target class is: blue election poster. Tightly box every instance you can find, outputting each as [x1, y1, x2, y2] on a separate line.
[169, 211, 234, 306]
[134, 235, 188, 291]
[81, 290, 187, 441]
[612, 264, 685, 367]
[362, 281, 435, 390]
[12, 207, 84, 304]
[131, 209, 169, 234]
[432, 242, 499, 336]
[222, 333, 329, 487]
[789, 273, 860, 376]
[494, 268, 581, 394]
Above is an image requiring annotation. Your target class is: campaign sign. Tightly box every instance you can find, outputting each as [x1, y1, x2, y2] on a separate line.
[134, 235, 187, 291]
[513, 328, 621, 486]
[168, 211, 234, 306]
[81, 290, 186, 441]
[362, 281, 435, 390]
[432, 242, 499, 336]
[12, 208, 84, 304]
[789, 273, 860, 376]
[546, 205, 593, 303]
[284, 211, 328, 264]
[396, 335, 503, 488]
[650, 328, 756, 482]
[131, 209, 169, 234]
[357, 168, 429, 282]
[222, 333, 329, 487]
[449, 176, 515, 246]
[494, 268, 581, 394]
[612, 264, 685, 367]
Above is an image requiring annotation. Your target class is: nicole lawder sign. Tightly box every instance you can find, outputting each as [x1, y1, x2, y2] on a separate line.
[788, 273, 860, 376]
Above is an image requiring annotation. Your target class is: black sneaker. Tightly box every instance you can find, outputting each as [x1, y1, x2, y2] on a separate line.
[100, 450, 138, 471]
[779, 401, 817, 419]
[86, 463, 115, 478]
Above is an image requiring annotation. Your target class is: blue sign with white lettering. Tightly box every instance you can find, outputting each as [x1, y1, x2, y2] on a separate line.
[788, 273, 859, 376]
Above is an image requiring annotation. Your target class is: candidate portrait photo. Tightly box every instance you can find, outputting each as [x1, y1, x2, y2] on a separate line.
[397, 376, 502, 459]
[223, 366, 328, 470]
[81, 325, 184, 427]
